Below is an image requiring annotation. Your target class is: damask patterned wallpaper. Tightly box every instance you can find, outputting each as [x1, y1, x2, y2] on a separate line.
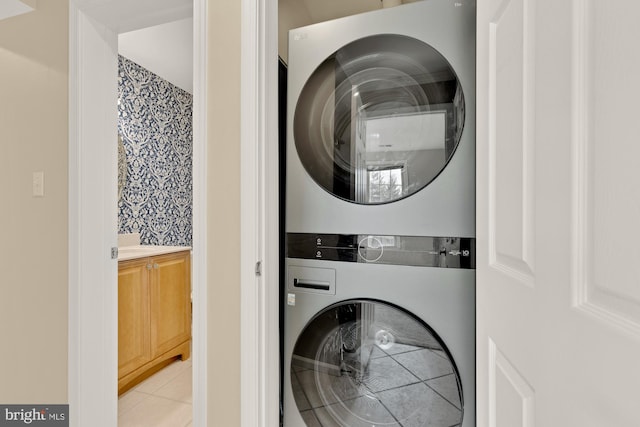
[117, 55, 193, 246]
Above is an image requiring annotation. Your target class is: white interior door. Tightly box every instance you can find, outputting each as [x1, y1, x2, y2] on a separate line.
[477, 0, 640, 425]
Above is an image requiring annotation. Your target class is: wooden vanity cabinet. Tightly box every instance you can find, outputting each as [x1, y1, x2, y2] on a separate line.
[118, 250, 191, 394]
[118, 258, 152, 380]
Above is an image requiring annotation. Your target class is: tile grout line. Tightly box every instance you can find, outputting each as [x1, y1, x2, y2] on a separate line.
[118, 363, 193, 424]
[118, 391, 152, 418]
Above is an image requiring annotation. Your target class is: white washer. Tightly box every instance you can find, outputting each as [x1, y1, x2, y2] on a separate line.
[285, 1, 475, 426]
[284, 255, 475, 427]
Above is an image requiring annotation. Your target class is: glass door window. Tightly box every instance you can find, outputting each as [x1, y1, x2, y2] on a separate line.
[291, 300, 463, 426]
[294, 34, 465, 204]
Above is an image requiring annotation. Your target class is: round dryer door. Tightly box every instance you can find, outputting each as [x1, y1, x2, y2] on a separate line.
[290, 299, 463, 426]
[294, 34, 466, 204]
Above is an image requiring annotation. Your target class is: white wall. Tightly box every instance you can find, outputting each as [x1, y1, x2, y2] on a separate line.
[0, 0, 68, 403]
[207, 1, 241, 424]
[119, 17, 193, 93]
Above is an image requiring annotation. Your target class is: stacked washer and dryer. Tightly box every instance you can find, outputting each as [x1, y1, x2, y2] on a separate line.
[284, 1, 475, 426]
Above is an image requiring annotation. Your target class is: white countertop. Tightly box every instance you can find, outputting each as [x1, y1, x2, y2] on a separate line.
[118, 245, 191, 261]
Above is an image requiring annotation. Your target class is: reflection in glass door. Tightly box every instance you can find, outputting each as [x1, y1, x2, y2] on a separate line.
[293, 34, 466, 205]
[291, 300, 463, 426]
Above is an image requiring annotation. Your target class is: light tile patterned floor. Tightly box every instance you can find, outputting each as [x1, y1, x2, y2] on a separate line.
[292, 343, 463, 427]
[118, 359, 192, 427]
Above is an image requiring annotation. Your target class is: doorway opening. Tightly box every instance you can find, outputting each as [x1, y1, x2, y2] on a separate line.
[116, 18, 195, 425]
[68, 1, 207, 425]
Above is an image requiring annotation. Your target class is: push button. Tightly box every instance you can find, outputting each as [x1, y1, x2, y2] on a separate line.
[358, 236, 384, 263]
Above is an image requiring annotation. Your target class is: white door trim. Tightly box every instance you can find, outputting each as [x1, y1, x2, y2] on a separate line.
[68, 1, 208, 425]
[240, 0, 280, 426]
[191, 0, 208, 425]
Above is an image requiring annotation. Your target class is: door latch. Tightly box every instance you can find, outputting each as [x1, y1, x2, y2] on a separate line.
[255, 261, 262, 276]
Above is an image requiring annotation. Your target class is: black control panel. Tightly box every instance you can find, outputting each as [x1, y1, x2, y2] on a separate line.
[287, 233, 475, 269]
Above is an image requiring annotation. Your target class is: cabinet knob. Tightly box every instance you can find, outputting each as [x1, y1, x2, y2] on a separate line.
[154, 263, 159, 269]
[146, 263, 152, 270]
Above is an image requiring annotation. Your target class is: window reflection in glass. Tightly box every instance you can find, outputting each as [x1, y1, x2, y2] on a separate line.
[368, 166, 404, 203]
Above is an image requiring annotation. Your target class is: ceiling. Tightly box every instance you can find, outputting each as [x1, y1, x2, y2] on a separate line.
[76, 0, 192, 33]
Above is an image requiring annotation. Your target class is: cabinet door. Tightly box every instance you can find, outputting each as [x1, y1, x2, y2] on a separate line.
[118, 258, 151, 377]
[150, 251, 191, 358]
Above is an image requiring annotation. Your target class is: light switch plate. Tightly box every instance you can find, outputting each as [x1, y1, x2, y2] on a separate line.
[32, 171, 44, 197]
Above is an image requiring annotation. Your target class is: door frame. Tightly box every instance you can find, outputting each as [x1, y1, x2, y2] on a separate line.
[240, 0, 280, 425]
[69, 0, 280, 425]
[68, 0, 210, 425]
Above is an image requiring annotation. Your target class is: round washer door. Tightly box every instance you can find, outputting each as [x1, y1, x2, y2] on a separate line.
[294, 34, 466, 204]
[291, 299, 463, 426]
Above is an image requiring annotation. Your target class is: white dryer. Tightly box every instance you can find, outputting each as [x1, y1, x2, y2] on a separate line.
[284, 1, 476, 426]
[286, 0, 475, 238]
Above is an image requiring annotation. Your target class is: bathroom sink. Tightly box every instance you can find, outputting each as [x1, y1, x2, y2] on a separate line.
[117, 245, 191, 261]
[119, 246, 151, 253]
